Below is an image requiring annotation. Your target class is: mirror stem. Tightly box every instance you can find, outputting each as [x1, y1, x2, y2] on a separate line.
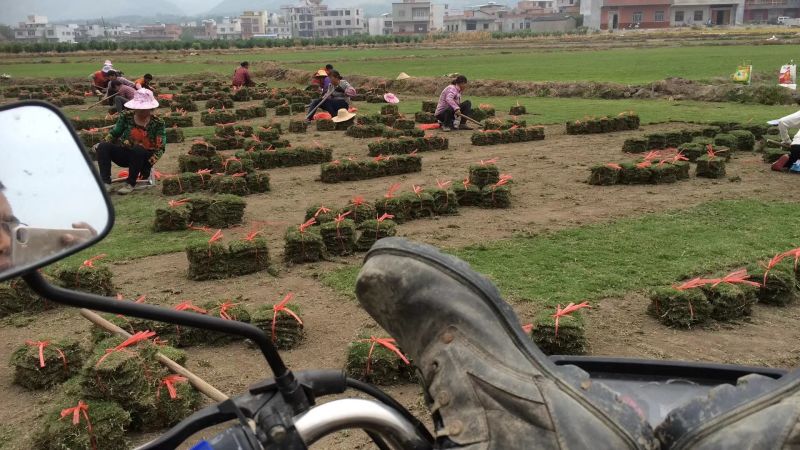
[22, 270, 311, 413]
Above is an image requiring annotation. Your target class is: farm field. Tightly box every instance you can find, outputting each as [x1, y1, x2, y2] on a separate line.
[2, 41, 800, 83]
[1, 35, 799, 449]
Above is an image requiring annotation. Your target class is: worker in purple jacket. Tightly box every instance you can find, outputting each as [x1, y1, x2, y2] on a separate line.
[434, 75, 473, 131]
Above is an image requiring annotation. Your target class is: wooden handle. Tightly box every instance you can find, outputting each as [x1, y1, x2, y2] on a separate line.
[460, 114, 483, 126]
[83, 92, 119, 111]
[80, 308, 229, 402]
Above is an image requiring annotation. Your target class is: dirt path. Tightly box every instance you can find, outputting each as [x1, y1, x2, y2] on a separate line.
[1, 100, 797, 448]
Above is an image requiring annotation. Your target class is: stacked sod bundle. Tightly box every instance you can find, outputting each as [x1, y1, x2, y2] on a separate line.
[748, 264, 799, 306]
[414, 111, 437, 124]
[763, 142, 789, 163]
[355, 219, 397, 251]
[11, 339, 84, 390]
[727, 130, 756, 151]
[344, 336, 415, 385]
[320, 155, 422, 183]
[622, 138, 648, 154]
[483, 118, 527, 131]
[55, 262, 114, 296]
[393, 118, 415, 130]
[161, 172, 213, 195]
[367, 136, 448, 156]
[381, 104, 399, 116]
[290, 103, 306, 113]
[152, 195, 245, 229]
[288, 119, 308, 133]
[251, 300, 305, 350]
[186, 237, 271, 280]
[316, 119, 336, 131]
[382, 128, 425, 139]
[566, 113, 640, 134]
[590, 157, 689, 186]
[695, 154, 726, 178]
[453, 180, 482, 207]
[231, 87, 252, 101]
[162, 172, 268, 197]
[346, 124, 386, 138]
[470, 127, 545, 146]
[588, 164, 621, 186]
[421, 101, 437, 113]
[71, 117, 115, 130]
[78, 130, 104, 149]
[341, 198, 377, 224]
[275, 104, 291, 116]
[170, 94, 198, 112]
[426, 188, 459, 215]
[320, 219, 356, 256]
[216, 124, 254, 138]
[529, 305, 589, 355]
[701, 283, 756, 321]
[165, 127, 185, 143]
[509, 104, 527, 115]
[80, 336, 201, 431]
[161, 112, 194, 128]
[0, 278, 58, 317]
[648, 287, 712, 328]
[233, 106, 267, 123]
[284, 223, 326, 263]
[35, 395, 131, 450]
[470, 105, 497, 122]
[236, 146, 332, 169]
[209, 135, 245, 151]
[205, 97, 233, 110]
[469, 164, 500, 187]
[200, 110, 237, 126]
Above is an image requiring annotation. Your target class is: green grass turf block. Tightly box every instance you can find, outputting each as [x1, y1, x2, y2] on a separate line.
[284, 227, 326, 264]
[588, 165, 620, 186]
[529, 308, 587, 355]
[55, 265, 114, 296]
[355, 220, 397, 252]
[695, 155, 727, 179]
[344, 338, 415, 386]
[0, 278, 58, 318]
[251, 303, 305, 350]
[648, 287, 711, 328]
[11, 339, 84, 390]
[701, 282, 755, 322]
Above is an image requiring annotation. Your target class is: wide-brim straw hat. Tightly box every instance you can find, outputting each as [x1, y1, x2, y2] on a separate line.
[384, 93, 400, 104]
[124, 88, 159, 110]
[396, 72, 411, 80]
[331, 108, 356, 123]
[102, 64, 113, 73]
[315, 69, 328, 77]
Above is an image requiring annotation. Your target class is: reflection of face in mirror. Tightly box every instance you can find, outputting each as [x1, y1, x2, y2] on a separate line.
[0, 104, 110, 279]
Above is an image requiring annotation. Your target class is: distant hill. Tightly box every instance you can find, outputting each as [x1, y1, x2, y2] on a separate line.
[0, 0, 184, 25]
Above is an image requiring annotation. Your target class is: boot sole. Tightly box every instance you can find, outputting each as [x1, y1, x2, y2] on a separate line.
[365, 238, 655, 448]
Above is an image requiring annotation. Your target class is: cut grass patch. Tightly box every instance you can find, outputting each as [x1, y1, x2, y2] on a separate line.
[322, 200, 800, 305]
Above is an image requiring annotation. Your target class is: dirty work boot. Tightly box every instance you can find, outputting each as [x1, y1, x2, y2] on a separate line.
[356, 238, 656, 449]
[656, 371, 800, 449]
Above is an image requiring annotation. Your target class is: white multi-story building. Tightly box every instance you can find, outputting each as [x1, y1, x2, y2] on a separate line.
[13, 15, 49, 42]
[265, 12, 291, 38]
[217, 17, 243, 39]
[313, 7, 364, 37]
[240, 10, 269, 38]
[282, 3, 317, 38]
[368, 13, 394, 34]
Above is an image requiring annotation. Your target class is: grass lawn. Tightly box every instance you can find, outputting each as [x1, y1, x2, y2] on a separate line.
[55, 194, 207, 269]
[351, 95, 797, 125]
[323, 200, 800, 305]
[1, 43, 796, 84]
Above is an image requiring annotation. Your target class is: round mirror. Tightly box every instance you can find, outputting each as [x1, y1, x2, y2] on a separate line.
[0, 102, 112, 279]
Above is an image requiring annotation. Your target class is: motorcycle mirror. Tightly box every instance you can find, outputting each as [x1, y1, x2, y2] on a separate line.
[0, 101, 113, 282]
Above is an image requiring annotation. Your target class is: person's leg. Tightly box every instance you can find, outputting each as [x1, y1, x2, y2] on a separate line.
[126, 146, 151, 187]
[789, 144, 800, 167]
[307, 98, 322, 118]
[436, 107, 456, 130]
[114, 96, 127, 113]
[458, 100, 473, 129]
[96, 142, 129, 184]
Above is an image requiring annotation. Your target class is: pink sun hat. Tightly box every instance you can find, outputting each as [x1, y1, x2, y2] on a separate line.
[124, 88, 160, 110]
[384, 93, 400, 104]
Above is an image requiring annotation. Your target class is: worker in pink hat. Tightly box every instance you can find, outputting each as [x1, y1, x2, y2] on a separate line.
[95, 89, 167, 194]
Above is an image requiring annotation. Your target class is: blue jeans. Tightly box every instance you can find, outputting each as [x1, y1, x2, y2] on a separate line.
[308, 98, 349, 118]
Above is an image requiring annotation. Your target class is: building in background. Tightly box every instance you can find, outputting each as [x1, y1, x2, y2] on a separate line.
[368, 13, 394, 34]
[137, 23, 182, 40]
[741, 0, 794, 22]
[281, 2, 318, 38]
[13, 15, 50, 42]
[313, 7, 364, 37]
[392, 0, 432, 33]
[216, 17, 242, 39]
[240, 10, 269, 38]
[265, 12, 291, 38]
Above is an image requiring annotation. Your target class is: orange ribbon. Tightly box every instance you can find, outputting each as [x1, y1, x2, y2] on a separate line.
[26, 340, 67, 370]
[208, 229, 223, 243]
[412, 184, 423, 197]
[95, 331, 156, 367]
[479, 158, 498, 166]
[781, 247, 800, 271]
[218, 301, 239, 320]
[384, 183, 401, 199]
[762, 252, 788, 284]
[271, 293, 304, 343]
[359, 336, 410, 375]
[82, 254, 106, 268]
[710, 269, 762, 288]
[299, 218, 316, 233]
[157, 374, 188, 400]
[706, 144, 717, 159]
[174, 301, 207, 314]
[168, 198, 190, 208]
[635, 161, 652, 169]
[605, 163, 622, 170]
[60, 400, 96, 450]
[437, 179, 452, 189]
[314, 206, 331, 218]
[462, 178, 471, 189]
[552, 302, 591, 337]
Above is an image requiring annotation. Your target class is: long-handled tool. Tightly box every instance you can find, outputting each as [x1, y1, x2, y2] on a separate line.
[766, 138, 791, 148]
[80, 308, 228, 402]
[83, 92, 119, 111]
[305, 88, 334, 121]
[458, 113, 484, 128]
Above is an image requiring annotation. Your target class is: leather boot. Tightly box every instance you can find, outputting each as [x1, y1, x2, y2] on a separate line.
[356, 238, 657, 449]
[656, 371, 800, 449]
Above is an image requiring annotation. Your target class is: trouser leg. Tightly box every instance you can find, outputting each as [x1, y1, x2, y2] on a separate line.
[114, 96, 127, 112]
[435, 108, 456, 128]
[96, 142, 130, 184]
[126, 146, 151, 186]
[789, 145, 800, 167]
